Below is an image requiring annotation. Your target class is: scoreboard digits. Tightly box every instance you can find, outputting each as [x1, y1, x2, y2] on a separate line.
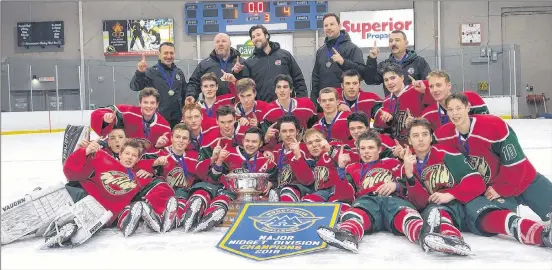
[185, 1, 328, 35]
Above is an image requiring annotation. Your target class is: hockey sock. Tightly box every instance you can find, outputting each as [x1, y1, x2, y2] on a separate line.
[393, 208, 423, 243]
[176, 198, 187, 221]
[186, 190, 211, 212]
[280, 186, 301, 202]
[480, 210, 544, 246]
[301, 193, 325, 202]
[439, 210, 463, 239]
[142, 182, 176, 215]
[203, 194, 231, 215]
[338, 208, 371, 241]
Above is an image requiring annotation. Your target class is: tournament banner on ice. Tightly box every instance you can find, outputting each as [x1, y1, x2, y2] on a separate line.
[229, 34, 293, 60]
[340, 9, 414, 48]
[103, 18, 174, 57]
[217, 202, 340, 261]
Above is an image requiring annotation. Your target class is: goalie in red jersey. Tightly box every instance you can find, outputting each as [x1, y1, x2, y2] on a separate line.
[63, 139, 177, 241]
[421, 70, 489, 132]
[434, 93, 551, 248]
[317, 129, 463, 255]
[90, 87, 171, 152]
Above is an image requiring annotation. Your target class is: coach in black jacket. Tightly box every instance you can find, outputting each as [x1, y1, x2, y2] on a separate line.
[239, 25, 307, 102]
[185, 33, 245, 100]
[312, 13, 365, 111]
[130, 42, 187, 128]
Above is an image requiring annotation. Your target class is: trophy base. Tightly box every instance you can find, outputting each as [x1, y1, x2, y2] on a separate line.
[218, 194, 269, 227]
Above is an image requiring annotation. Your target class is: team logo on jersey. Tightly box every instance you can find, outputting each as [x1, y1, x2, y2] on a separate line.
[362, 168, 393, 189]
[277, 164, 292, 188]
[175, 74, 181, 81]
[313, 166, 329, 190]
[408, 67, 415, 75]
[100, 171, 137, 195]
[275, 60, 281, 66]
[166, 167, 187, 188]
[421, 164, 454, 193]
[466, 156, 491, 183]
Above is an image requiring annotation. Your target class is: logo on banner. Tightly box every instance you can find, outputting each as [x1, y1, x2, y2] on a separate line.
[217, 202, 341, 261]
[237, 40, 255, 58]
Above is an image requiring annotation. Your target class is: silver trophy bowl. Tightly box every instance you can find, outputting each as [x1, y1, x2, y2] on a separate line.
[224, 173, 270, 202]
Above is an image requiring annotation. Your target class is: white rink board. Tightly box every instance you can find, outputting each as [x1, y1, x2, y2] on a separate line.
[1, 119, 551, 270]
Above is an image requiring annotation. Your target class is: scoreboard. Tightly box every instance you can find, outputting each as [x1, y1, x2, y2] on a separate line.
[185, 1, 328, 35]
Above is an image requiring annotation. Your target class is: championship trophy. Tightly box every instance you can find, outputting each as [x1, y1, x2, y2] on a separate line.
[221, 172, 272, 226]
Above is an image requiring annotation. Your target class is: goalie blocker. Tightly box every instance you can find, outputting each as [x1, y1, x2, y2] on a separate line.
[62, 124, 90, 165]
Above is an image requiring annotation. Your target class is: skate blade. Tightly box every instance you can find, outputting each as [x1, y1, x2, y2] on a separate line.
[182, 199, 202, 233]
[316, 228, 359, 253]
[191, 208, 225, 233]
[424, 234, 473, 256]
[123, 203, 143, 237]
[161, 198, 178, 233]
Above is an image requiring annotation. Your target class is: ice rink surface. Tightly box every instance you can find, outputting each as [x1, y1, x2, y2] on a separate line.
[1, 119, 551, 270]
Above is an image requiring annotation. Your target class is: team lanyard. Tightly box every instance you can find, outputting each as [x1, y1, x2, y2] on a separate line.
[157, 64, 176, 90]
[326, 33, 344, 59]
[416, 152, 430, 178]
[322, 112, 340, 141]
[388, 95, 398, 114]
[360, 160, 378, 180]
[142, 114, 156, 138]
[277, 145, 287, 170]
[127, 168, 134, 181]
[437, 105, 450, 125]
[239, 103, 256, 118]
[169, 148, 189, 178]
[458, 118, 473, 157]
[245, 152, 258, 173]
[280, 99, 294, 116]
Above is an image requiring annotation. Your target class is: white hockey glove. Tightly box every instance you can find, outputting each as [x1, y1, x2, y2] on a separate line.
[40, 195, 112, 249]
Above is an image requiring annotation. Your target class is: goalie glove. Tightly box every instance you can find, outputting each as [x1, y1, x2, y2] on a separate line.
[40, 195, 112, 249]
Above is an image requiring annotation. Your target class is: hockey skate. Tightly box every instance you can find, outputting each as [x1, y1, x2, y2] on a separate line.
[191, 205, 227, 233]
[42, 222, 78, 249]
[161, 197, 178, 233]
[140, 202, 162, 233]
[316, 226, 359, 253]
[541, 207, 552, 248]
[118, 202, 143, 237]
[421, 208, 472, 256]
[180, 197, 205, 233]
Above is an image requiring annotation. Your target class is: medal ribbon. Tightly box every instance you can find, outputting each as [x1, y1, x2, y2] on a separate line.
[438, 105, 450, 125]
[127, 168, 134, 181]
[246, 153, 258, 173]
[388, 95, 398, 114]
[169, 148, 189, 178]
[280, 99, 293, 116]
[142, 114, 156, 139]
[239, 102, 256, 118]
[219, 56, 230, 72]
[326, 33, 344, 59]
[322, 112, 340, 141]
[157, 64, 177, 90]
[416, 152, 430, 178]
[360, 160, 378, 181]
[277, 145, 286, 170]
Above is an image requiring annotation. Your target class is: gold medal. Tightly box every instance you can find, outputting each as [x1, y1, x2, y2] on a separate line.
[168, 90, 175, 96]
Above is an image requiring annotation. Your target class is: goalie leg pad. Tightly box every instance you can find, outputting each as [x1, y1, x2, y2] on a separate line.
[2, 182, 74, 245]
[40, 195, 112, 249]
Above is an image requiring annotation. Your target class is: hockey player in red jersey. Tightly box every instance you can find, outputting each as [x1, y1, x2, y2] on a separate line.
[138, 123, 201, 233]
[317, 129, 437, 254]
[299, 128, 356, 209]
[198, 105, 249, 153]
[233, 78, 269, 127]
[435, 93, 552, 248]
[346, 112, 395, 158]
[182, 103, 218, 151]
[198, 72, 235, 124]
[90, 87, 171, 152]
[271, 115, 316, 201]
[63, 139, 177, 238]
[312, 87, 351, 142]
[421, 70, 488, 132]
[338, 70, 383, 121]
[373, 63, 425, 144]
[262, 74, 317, 131]
[402, 118, 485, 255]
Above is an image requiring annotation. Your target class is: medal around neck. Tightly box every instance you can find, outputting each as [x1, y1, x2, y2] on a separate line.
[168, 90, 175, 96]
[326, 61, 332, 68]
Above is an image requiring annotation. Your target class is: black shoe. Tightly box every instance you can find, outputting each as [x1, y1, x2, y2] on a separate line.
[316, 226, 359, 253]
